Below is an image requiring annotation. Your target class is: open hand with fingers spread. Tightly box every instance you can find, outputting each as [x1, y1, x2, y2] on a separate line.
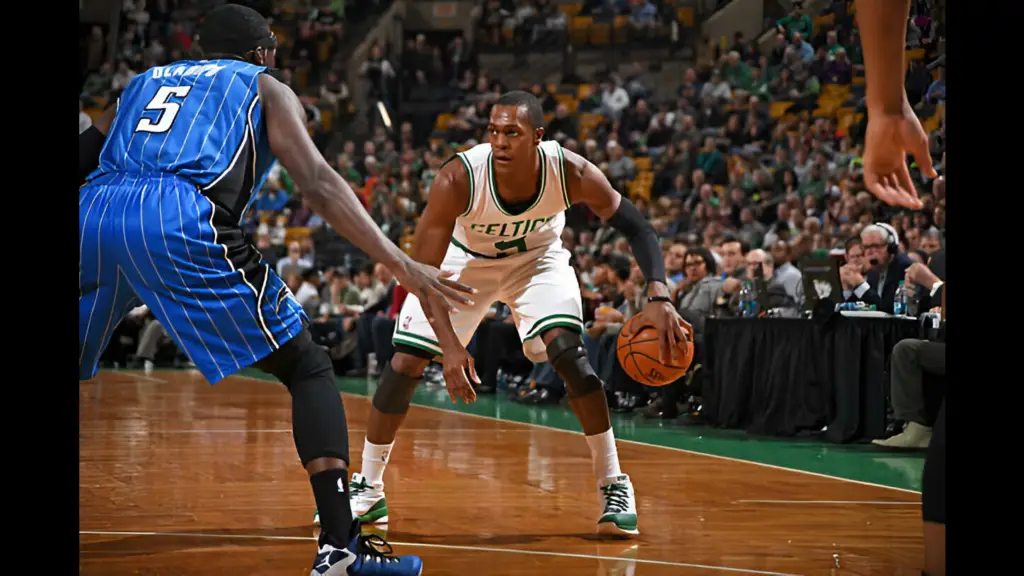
[393, 258, 477, 318]
[440, 344, 479, 405]
[862, 99, 938, 209]
[639, 301, 692, 366]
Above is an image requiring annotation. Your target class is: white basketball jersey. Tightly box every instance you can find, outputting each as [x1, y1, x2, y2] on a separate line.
[449, 140, 570, 259]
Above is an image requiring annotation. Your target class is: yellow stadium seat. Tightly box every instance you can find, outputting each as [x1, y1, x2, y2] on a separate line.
[633, 157, 652, 171]
[318, 107, 333, 132]
[560, 3, 581, 17]
[822, 84, 850, 99]
[770, 101, 793, 118]
[317, 38, 333, 64]
[906, 48, 926, 62]
[676, 7, 694, 27]
[285, 227, 311, 246]
[569, 16, 592, 45]
[591, 22, 611, 44]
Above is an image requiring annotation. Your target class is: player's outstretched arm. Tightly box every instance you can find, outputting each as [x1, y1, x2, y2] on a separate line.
[562, 148, 690, 363]
[79, 103, 117, 185]
[408, 158, 480, 402]
[856, 0, 912, 115]
[258, 74, 475, 312]
[854, 0, 937, 209]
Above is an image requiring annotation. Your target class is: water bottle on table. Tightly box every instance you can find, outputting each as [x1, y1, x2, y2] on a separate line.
[738, 280, 758, 318]
[893, 281, 907, 316]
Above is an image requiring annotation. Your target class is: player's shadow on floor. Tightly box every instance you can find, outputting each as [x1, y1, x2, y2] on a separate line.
[79, 527, 610, 557]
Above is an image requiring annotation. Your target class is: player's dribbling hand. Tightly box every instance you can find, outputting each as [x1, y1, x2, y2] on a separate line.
[862, 99, 938, 210]
[641, 302, 692, 366]
[441, 345, 479, 405]
[396, 260, 477, 314]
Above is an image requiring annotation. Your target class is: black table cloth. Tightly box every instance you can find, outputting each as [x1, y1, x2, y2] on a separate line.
[703, 316, 921, 443]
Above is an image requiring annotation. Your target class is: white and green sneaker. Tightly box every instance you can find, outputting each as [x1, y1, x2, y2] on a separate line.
[349, 473, 389, 524]
[596, 474, 639, 537]
[313, 473, 389, 526]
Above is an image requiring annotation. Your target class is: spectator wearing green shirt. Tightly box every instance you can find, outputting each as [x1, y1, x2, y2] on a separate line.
[697, 136, 726, 183]
[325, 269, 365, 318]
[825, 30, 845, 56]
[749, 67, 772, 100]
[720, 51, 752, 91]
[777, 2, 813, 41]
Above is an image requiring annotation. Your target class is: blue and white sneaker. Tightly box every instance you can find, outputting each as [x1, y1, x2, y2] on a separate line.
[311, 527, 422, 576]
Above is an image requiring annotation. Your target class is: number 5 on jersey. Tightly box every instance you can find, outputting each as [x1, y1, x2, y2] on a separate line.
[136, 86, 193, 134]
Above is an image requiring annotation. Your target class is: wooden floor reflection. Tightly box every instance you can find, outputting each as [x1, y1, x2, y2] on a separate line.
[80, 371, 924, 575]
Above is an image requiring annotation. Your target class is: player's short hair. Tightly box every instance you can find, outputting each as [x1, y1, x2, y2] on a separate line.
[494, 91, 545, 131]
[197, 3, 277, 59]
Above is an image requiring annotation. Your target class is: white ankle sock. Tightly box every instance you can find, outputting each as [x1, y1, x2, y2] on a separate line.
[360, 439, 394, 486]
[585, 429, 622, 480]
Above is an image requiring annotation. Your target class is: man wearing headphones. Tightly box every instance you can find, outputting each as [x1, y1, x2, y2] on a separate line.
[840, 223, 913, 313]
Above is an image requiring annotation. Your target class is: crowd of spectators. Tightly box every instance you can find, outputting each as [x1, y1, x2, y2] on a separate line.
[82, 0, 947, 431]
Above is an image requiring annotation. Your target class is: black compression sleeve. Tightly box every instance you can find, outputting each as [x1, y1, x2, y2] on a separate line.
[79, 125, 106, 185]
[606, 196, 666, 284]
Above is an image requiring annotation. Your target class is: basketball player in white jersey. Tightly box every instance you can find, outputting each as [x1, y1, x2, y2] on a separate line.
[318, 91, 689, 537]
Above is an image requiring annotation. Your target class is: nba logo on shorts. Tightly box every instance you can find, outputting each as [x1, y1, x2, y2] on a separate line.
[402, 316, 412, 330]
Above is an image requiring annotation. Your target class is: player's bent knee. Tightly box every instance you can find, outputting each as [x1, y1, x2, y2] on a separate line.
[254, 328, 333, 387]
[546, 330, 603, 398]
[372, 361, 422, 415]
[390, 347, 432, 375]
[254, 328, 349, 466]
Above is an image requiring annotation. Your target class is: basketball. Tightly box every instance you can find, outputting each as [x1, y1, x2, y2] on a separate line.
[616, 314, 694, 387]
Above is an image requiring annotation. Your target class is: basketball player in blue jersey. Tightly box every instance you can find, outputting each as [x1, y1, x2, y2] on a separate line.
[77, 4, 469, 575]
[855, 2, 943, 574]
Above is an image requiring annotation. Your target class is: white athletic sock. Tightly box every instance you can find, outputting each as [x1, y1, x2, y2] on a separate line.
[585, 429, 622, 481]
[360, 439, 394, 486]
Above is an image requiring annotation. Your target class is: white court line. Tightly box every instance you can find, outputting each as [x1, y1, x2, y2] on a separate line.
[78, 529, 801, 576]
[127, 372, 921, 496]
[101, 371, 167, 383]
[734, 499, 920, 506]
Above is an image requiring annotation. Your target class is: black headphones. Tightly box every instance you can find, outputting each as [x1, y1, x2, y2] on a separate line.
[874, 223, 900, 255]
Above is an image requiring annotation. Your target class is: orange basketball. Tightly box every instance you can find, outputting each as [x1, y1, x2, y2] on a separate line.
[615, 315, 694, 387]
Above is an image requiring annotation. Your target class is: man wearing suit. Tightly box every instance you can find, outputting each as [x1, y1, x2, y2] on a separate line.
[840, 223, 912, 313]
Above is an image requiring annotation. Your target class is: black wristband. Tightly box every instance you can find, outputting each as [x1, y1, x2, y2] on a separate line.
[647, 296, 672, 304]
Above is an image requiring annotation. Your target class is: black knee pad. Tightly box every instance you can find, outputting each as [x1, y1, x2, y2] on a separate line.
[393, 342, 436, 361]
[255, 328, 350, 466]
[546, 331, 603, 398]
[372, 362, 421, 415]
[255, 329, 332, 385]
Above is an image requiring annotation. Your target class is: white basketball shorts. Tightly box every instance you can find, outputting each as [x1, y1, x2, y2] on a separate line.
[392, 242, 584, 363]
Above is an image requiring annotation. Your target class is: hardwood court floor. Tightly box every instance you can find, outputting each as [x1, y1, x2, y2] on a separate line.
[80, 370, 925, 575]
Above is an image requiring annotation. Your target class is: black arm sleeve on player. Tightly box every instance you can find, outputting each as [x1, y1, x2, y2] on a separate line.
[606, 196, 666, 284]
[79, 125, 106, 185]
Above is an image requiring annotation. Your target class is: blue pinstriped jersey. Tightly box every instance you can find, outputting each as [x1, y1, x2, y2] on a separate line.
[92, 59, 276, 220]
